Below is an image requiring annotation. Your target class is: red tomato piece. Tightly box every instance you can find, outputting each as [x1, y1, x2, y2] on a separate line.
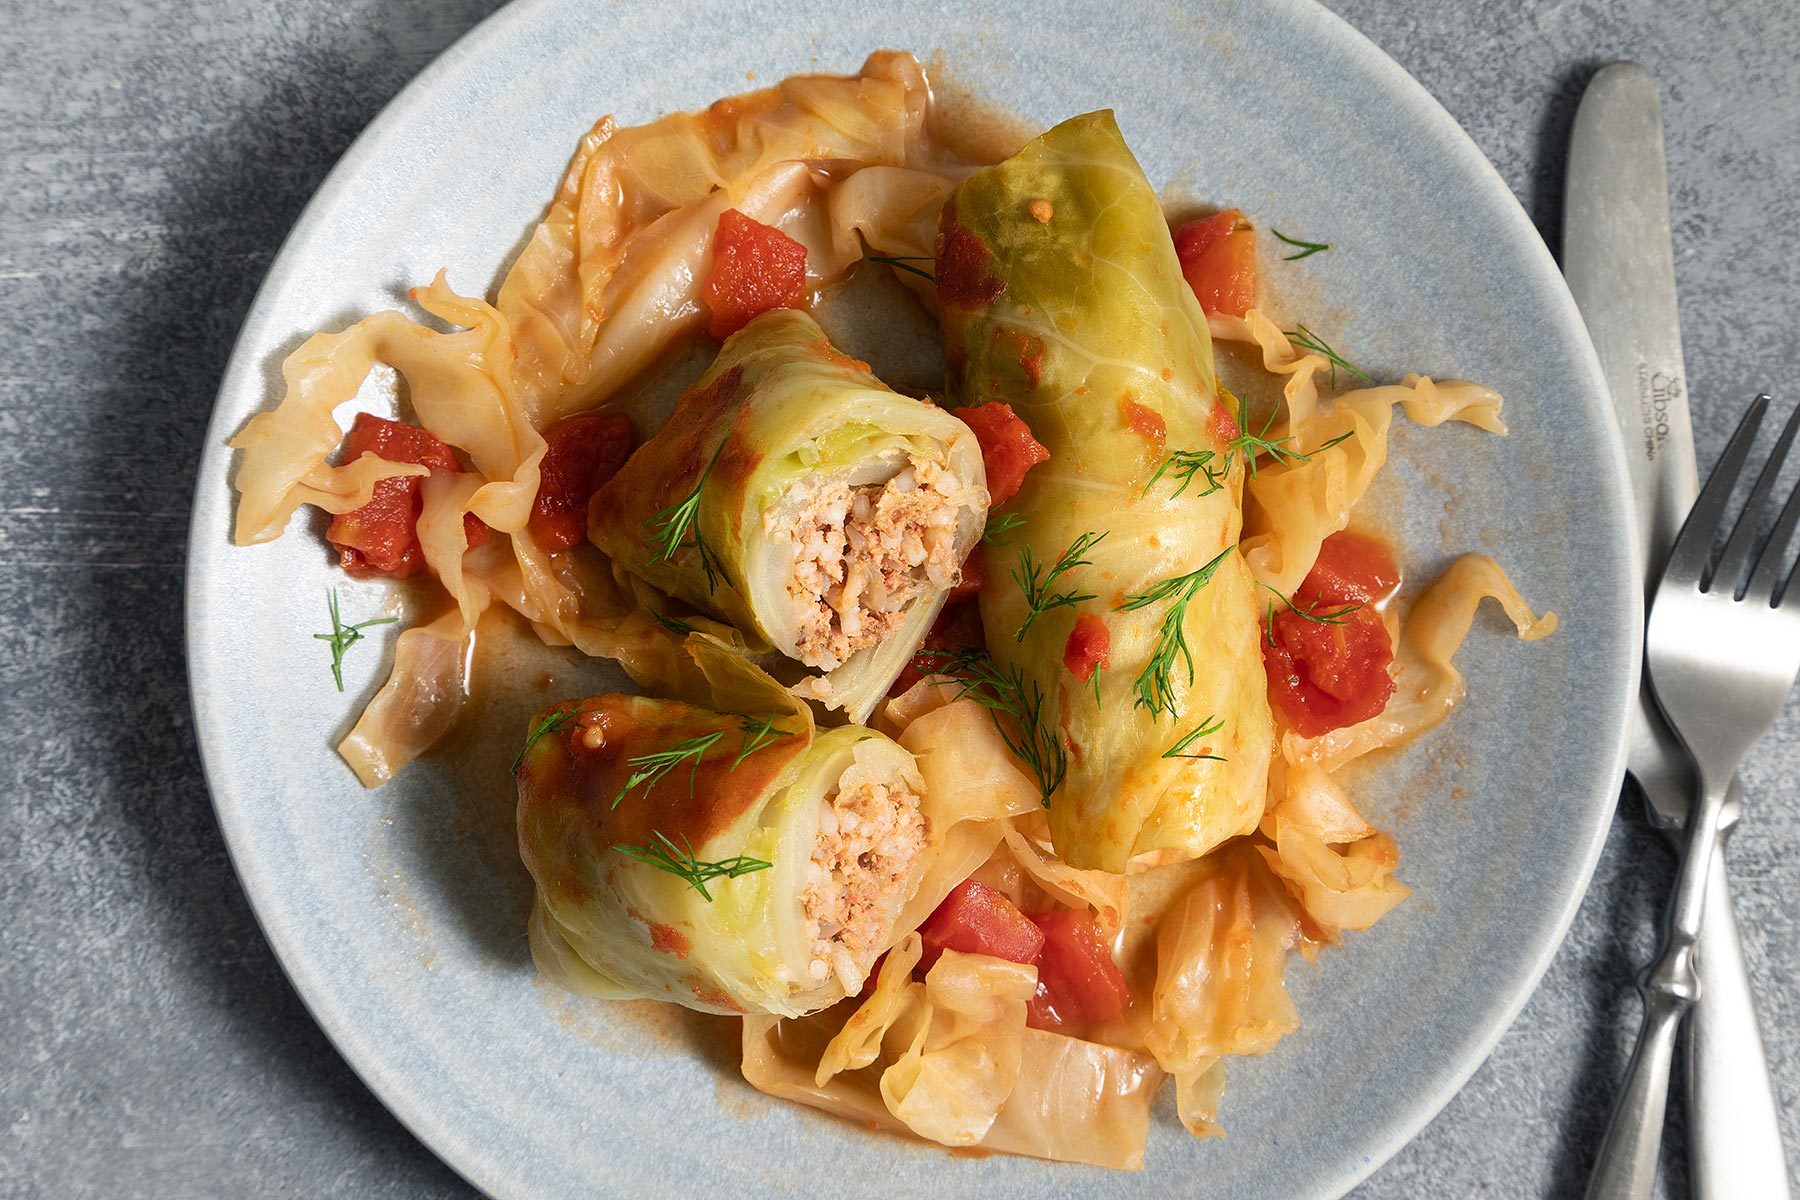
[328, 413, 470, 578]
[917, 880, 1046, 974]
[1262, 530, 1401, 735]
[1303, 530, 1401, 607]
[1027, 909, 1130, 1026]
[1174, 210, 1259, 317]
[955, 402, 1050, 507]
[528, 411, 636, 553]
[1062, 613, 1111, 683]
[702, 209, 810, 340]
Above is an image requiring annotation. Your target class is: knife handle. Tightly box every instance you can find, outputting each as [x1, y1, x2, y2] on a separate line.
[1688, 829, 1793, 1200]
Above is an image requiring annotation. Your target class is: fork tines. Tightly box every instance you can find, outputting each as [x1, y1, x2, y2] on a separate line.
[1670, 394, 1800, 605]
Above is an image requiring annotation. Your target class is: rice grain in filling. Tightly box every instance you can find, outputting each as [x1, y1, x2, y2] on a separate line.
[773, 457, 971, 670]
[800, 763, 927, 994]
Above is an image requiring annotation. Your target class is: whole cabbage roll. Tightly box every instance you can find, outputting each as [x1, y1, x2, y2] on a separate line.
[590, 309, 989, 722]
[517, 653, 932, 1018]
[936, 111, 1274, 871]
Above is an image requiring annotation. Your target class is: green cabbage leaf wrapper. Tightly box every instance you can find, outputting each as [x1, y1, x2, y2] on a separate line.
[518, 635, 932, 1017]
[936, 111, 1273, 871]
[590, 310, 987, 723]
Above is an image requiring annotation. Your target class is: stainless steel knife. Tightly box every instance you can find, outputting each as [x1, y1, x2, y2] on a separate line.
[1564, 61, 1791, 1200]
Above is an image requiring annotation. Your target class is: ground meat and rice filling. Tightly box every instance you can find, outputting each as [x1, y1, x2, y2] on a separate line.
[774, 456, 969, 670]
[800, 764, 927, 994]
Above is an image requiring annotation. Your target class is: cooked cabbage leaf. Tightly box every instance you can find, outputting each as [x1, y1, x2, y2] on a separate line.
[935, 110, 1273, 871]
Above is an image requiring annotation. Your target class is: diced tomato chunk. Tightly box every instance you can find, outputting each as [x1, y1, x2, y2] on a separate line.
[955, 402, 1049, 507]
[528, 411, 636, 553]
[917, 880, 1045, 973]
[328, 413, 477, 578]
[1174, 210, 1259, 317]
[702, 209, 810, 340]
[1302, 530, 1400, 607]
[1062, 613, 1111, 683]
[1027, 909, 1130, 1027]
[1262, 532, 1400, 736]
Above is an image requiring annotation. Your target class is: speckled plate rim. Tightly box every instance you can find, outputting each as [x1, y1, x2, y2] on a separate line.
[184, 2, 1640, 1197]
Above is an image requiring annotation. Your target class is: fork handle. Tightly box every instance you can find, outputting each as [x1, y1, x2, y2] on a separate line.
[1688, 832, 1793, 1200]
[1586, 775, 1730, 1200]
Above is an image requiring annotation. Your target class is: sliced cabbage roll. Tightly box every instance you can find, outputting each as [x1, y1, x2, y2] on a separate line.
[516, 654, 931, 1018]
[590, 309, 988, 722]
[936, 111, 1274, 871]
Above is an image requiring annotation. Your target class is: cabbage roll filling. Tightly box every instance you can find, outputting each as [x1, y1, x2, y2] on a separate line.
[772, 455, 974, 671]
[801, 752, 928, 992]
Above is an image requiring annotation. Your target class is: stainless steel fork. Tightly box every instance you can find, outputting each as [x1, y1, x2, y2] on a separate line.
[1586, 393, 1800, 1200]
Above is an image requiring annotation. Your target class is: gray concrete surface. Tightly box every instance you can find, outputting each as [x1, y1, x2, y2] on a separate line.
[2, 0, 1796, 1196]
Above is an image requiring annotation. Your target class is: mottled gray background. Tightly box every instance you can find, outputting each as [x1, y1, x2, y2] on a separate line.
[3, 0, 1796, 1196]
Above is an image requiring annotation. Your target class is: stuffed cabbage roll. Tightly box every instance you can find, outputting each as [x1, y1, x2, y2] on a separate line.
[516, 659, 931, 1018]
[936, 111, 1274, 872]
[590, 309, 988, 722]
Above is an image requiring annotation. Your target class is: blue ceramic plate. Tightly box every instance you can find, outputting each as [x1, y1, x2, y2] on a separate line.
[186, 1, 1637, 1196]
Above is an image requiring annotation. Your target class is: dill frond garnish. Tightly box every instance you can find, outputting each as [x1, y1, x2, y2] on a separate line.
[1012, 530, 1107, 642]
[1258, 581, 1365, 626]
[1270, 229, 1330, 261]
[915, 647, 1067, 806]
[611, 832, 771, 902]
[1284, 324, 1368, 389]
[645, 439, 727, 591]
[1147, 448, 1228, 498]
[610, 731, 725, 809]
[1115, 547, 1235, 719]
[732, 714, 794, 769]
[512, 706, 596, 774]
[313, 589, 398, 693]
[1164, 715, 1227, 761]
[648, 608, 696, 636]
[867, 254, 935, 282]
[1224, 390, 1357, 479]
[983, 510, 1029, 546]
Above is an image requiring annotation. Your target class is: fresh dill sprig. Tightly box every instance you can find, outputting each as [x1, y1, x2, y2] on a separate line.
[611, 831, 772, 902]
[1270, 229, 1331, 261]
[1115, 547, 1235, 720]
[1224, 391, 1357, 479]
[983, 510, 1029, 546]
[648, 607, 696, 636]
[1258, 581, 1365, 626]
[915, 647, 1067, 806]
[732, 714, 794, 769]
[1147, 448, 1228, 499]
[1285, 324, 1368, 390]
[512, 706, 594, 774]
[313, 589, 398, 693]
[867, 254, 935, 282]
[645, 439, 727, 591]
[610, 731, 725, 809]
[1163, 715, 1227, 761]
[1012, 531, 1107, 642]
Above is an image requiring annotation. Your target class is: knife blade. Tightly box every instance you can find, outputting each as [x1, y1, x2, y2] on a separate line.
[1564, 61, 1791, 1200]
